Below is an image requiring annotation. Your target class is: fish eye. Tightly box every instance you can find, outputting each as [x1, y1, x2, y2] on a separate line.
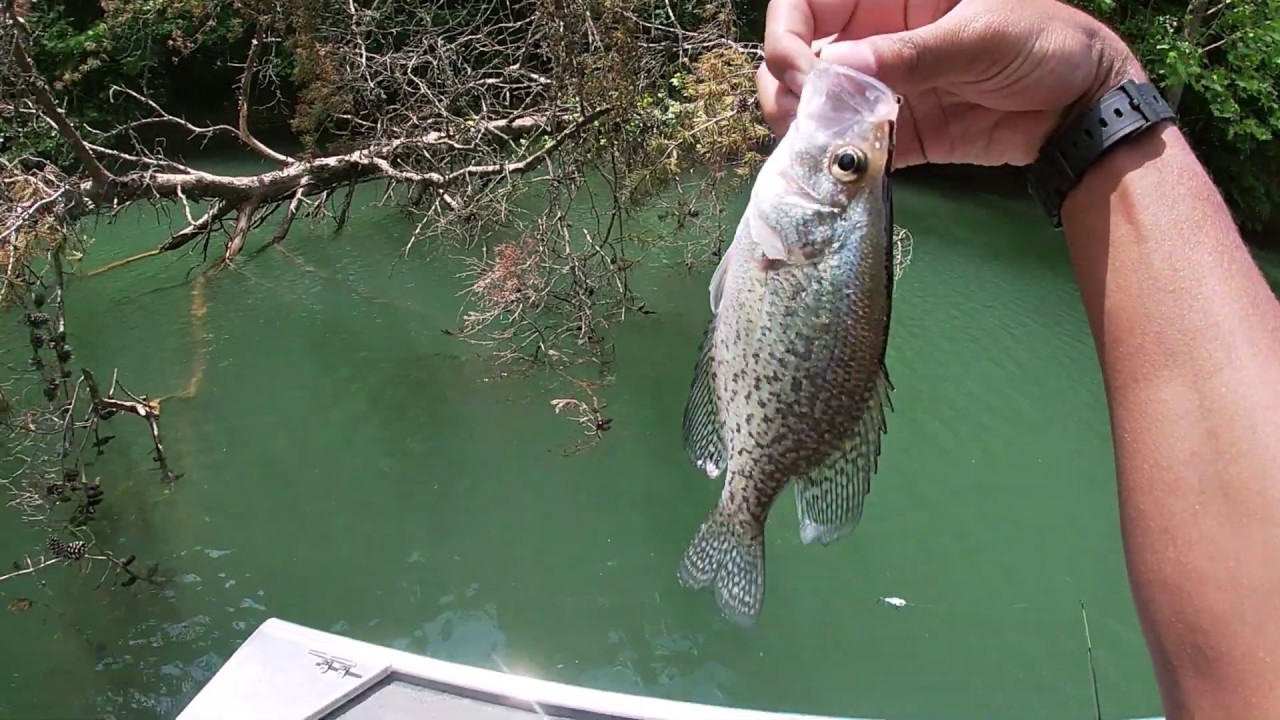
[830, 147, 868, 183]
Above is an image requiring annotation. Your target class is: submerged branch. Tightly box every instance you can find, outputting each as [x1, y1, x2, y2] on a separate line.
[82, 369, 179, 484]
[0, 231, 181, 586]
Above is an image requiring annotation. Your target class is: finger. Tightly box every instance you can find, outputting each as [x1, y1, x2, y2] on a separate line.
[756, 63, 800, 138]
[764, 0, 856, 94]
[819, 15, 983, 93]
[843, 2, 909, 40]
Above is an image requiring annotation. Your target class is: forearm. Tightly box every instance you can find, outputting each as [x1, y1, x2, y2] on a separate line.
[1062, 122, 1280, 717]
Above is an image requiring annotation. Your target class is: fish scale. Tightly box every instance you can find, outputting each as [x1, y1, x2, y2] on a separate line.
[677, 58, 901, 627]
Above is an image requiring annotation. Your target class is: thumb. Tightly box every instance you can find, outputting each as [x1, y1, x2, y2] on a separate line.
[819, 20, 981, 93]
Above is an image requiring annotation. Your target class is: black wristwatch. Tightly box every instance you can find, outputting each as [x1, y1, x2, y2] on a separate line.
[1027, 79, 1177, 228]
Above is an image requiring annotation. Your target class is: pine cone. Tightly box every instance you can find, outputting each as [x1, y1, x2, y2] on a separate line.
[63, 541, 87, 561]
[45, 536, 66, 559]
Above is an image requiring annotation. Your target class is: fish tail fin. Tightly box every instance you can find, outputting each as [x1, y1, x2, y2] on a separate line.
[678, 498, 766, 626]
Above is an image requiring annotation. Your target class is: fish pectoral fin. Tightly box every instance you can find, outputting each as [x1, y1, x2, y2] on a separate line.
[708, 249, 732, 314]
[794, 367, 894, 546]
[709, 218, 753, 313]
[747, 206, 789, 262]
[682, 317, 726, 479]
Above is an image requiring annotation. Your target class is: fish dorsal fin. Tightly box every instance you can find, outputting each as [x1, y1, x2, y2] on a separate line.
[681, 317, 726, 479]
[793, 366, 894, 545]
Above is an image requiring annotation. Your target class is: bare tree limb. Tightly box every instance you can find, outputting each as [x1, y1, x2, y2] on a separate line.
[0, 555, 61, 583]
[237, 26, 294, 165]
[270, 183, 311, 246]
[0, 230, 180, 589]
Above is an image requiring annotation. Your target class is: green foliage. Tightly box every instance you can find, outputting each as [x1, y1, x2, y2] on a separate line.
[25, 0, 247, 123]
[1071, 0, 1280, 231]
[6, 0, 253, 178]
[476, 0, 766, 207]
[17, 0, 1279, 231]
[611, 45, 769, 205]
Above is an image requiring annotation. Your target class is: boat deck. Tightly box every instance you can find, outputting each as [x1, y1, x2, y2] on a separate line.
[177, 618, 856, 720]
[177, 617, 1169, 720]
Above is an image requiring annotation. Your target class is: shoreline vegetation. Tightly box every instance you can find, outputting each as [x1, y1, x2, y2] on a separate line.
[8, 1, 1273, 246]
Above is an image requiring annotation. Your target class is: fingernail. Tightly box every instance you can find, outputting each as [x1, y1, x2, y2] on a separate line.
[820, 41, 877, 75]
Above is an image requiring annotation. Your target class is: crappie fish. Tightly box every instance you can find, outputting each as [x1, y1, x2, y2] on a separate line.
[678, 59, 900, 626]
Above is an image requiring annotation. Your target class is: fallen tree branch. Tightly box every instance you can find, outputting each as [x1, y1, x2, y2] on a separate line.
[4, 0, 768, 378]
[0, 230, 181, 590]
[223, 197, 261, 262]
[269, 183, 311, 246]
[2, 549, 162, 587]
[82, 200, 233, 277]
[0, 555, 61, 583]
[73, 108, 611, 207]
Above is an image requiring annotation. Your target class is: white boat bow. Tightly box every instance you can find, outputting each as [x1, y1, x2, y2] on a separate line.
[176, 617, 1168, 720]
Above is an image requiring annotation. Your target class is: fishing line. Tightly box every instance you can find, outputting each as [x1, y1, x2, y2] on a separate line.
[873, 594, 1065, 616]
[1081, 600, 1104, 720]
[873, 593, 1111, 718]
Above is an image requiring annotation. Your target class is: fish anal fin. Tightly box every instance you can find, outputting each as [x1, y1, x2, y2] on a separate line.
[681, 317, 726, 479]
[794, 367, 894, 546]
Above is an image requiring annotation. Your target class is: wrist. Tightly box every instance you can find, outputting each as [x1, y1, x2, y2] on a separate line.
[1027, 39, 1171, 229]
[1060, 120, 1177, 230]
[1072, 29, 1148, 122]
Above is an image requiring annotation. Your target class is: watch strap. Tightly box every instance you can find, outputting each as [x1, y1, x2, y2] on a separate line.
[1027, 80, 1176, 228]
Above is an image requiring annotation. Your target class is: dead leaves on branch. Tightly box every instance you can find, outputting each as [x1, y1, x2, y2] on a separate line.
[2, 0, 769, 453]
[5, 0, 765, 248]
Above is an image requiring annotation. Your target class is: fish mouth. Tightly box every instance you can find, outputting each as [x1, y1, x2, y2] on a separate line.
[780, 58, 899, 202]
[807, 58, 898, 107]
[795, 58, 900, 136]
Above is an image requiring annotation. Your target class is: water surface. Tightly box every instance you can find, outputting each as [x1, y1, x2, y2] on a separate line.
[4, 158, 1270, 720]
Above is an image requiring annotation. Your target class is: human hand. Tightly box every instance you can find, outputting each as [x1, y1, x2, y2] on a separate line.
[759, 0, 1145, 168]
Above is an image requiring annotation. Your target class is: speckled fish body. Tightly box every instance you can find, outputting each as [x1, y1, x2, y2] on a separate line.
[678, 59, 900, 626]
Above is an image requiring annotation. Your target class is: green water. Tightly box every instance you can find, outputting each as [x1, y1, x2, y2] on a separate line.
[3, 158, 1273, 720]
